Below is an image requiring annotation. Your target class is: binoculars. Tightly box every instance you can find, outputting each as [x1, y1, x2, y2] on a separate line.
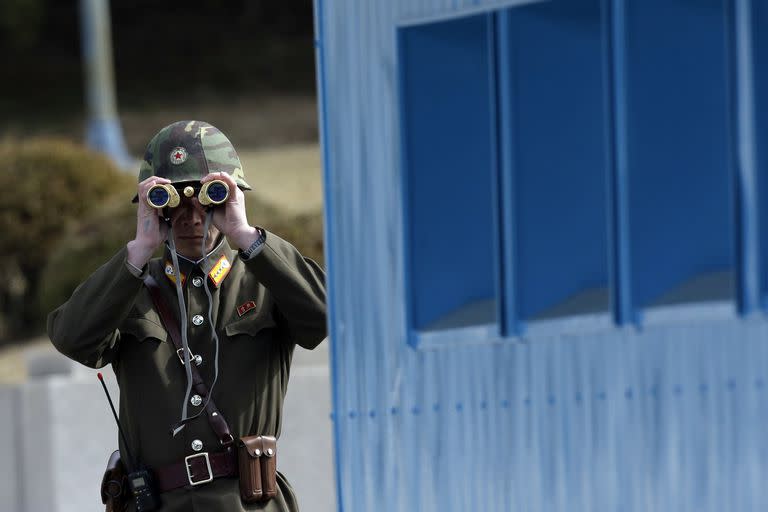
[146, 180, 229, 209]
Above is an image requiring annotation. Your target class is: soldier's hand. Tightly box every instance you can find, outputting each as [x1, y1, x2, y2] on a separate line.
[127, 177, 170, 268]
[200, 172, 259, 250]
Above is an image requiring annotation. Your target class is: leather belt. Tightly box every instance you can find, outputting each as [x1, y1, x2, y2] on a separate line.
[155, 449, 238, 492]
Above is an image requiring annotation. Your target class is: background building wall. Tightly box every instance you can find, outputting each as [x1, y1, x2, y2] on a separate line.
[315, 0, 768, 510]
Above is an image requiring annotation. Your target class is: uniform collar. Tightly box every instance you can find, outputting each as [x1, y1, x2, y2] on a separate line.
[162, 236, 235, 288]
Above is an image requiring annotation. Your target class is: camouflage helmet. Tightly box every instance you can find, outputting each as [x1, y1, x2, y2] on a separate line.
[133, 120, 251, 202]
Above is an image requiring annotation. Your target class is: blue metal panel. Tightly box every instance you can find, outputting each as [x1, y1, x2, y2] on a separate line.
[333, 306, 768, 511]
[621, 0, 735, 311]
[397, 0, 548, 26]
[751, 0, 768, 307]
[495, 10, 519, 336]
[312, 1, 346, 508]
[400, 14, 498, 333]
[500, 0, 610, 322]
[726, 0, 760, 315]
[605, 0, 635, 325]
[314, 0, 768, 511]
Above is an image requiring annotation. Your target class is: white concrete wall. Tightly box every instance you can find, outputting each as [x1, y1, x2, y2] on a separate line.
[0, 342, 334, 512]
[281, 345, 336, 512]
[0, 386, 20, 511]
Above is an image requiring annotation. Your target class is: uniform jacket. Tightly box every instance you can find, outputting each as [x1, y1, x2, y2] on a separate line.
[47, 231, 327, 511]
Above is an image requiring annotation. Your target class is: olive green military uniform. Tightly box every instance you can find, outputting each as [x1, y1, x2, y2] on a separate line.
[47, 230, 326, 511]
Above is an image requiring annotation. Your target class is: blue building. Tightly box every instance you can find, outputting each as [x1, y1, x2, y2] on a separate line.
[314, 0, 768, 510]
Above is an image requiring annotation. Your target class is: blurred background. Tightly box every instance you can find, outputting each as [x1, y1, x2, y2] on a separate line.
[0, 1, 332, 510]
[0, 0, 324, 360]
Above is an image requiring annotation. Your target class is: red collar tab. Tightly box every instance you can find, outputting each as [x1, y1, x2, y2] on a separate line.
[237, 300, 257, 317]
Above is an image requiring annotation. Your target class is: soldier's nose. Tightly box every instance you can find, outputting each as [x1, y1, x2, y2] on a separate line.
[183, 210, 203, 226]
[174, 201, 204, 227]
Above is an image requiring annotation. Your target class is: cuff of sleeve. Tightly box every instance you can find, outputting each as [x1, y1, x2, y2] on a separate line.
[124, 259, 148, 279]
[238, 227, 267, 261]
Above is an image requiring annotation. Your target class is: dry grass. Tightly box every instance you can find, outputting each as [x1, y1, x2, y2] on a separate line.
[239, 144, 323, 216]
[3, 96, 320, 156]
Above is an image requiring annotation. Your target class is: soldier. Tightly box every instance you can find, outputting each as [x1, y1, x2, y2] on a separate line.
[47, 120, 327, 511]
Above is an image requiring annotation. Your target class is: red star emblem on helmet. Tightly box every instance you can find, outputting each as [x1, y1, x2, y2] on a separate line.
[169, 147, 188, 165]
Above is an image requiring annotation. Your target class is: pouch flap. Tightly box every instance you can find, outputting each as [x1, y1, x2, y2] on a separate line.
[238, 435, 265, 459]
[120, 317, 169, 343]
[260, 436, 277, 458]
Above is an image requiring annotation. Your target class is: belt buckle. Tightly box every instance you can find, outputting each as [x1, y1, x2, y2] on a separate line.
[185, 452, 213, 486]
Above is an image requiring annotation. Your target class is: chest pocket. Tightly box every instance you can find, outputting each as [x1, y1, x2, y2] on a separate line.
[224, 309, 277, 339]
[120, 316, 170, 344]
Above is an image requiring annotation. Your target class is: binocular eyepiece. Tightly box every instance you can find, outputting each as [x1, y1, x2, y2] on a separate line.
[146, 180, 230, 209]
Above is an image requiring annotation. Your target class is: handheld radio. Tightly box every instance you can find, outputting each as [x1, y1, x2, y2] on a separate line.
[98, 373, 161, 511]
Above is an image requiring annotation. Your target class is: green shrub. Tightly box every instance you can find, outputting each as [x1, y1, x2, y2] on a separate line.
[38, 198, 138, 317]
[246, 200, 325, 266]
[0, 137, 132, 342]
[259, 209, 325, 266]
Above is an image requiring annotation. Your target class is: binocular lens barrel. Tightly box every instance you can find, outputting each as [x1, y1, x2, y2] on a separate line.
[146, 181, 229, 209]
[147, 185, 173, 209]
[199, 180, 230, 206]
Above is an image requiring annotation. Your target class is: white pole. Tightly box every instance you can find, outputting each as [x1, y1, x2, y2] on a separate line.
[79, 0, 133, 170]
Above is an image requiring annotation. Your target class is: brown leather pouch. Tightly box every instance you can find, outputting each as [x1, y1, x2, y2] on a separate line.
[260, 436, 278, 498]
[101, 450, 128, 512]
[236, 435, 278, 503]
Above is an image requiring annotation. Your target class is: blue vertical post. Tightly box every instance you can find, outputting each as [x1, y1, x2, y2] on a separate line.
[312, 0, 343, 510]
[495, 10, 520, 336]
[605, 0, 635, 325]
[79, 0, 133, 170]
[728, 0, 760, 314]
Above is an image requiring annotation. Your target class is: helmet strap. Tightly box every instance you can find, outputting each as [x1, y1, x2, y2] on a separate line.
[197, 210, 222, 419]
[168, 210, 224, 435]
[166, 224, 194, 436]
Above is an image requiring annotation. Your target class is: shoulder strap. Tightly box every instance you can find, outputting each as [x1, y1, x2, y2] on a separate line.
[144, 274, 235, 446]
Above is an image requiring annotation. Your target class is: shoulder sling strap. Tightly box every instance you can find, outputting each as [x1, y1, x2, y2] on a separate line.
[143, 274, 235, 446]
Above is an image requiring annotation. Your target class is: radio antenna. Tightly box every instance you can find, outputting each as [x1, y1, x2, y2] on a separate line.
[97, 372, 136, 470]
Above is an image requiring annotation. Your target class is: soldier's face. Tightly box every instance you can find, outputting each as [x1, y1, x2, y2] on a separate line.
[169, 196, 221, 258]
